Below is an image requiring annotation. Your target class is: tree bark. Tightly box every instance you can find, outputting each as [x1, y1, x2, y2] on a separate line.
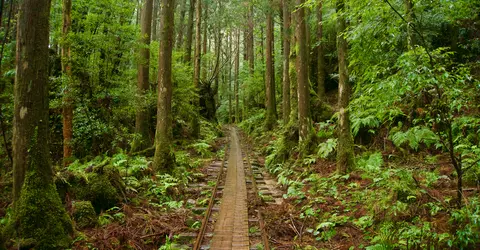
[176, 0, 187, 49]
[132, 0, 153, 153]
[247, 3, 254, 74]
[184, 0, 196, 62]
[152, 0, 159, 41]
[316, 1, 326, 99]
[289, 7, 297, 124]
[336, 0, 354, 174]
[235, 29, 240, 123]
[192, 0, 202, 137]
[405, 0, 414, 50]
[62, 0, 73, 167]
[265, 1, 277, 130]
[296, 0, 310, 143]
[282, 0, 291, 125]
[153, 0, 175, 171]
[201, 2, 208, 80]
[12, 0, 73, 246]
[228, 31, 233, 123]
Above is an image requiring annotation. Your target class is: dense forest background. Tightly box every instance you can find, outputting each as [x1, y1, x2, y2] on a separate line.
[0, 0, 479, 249]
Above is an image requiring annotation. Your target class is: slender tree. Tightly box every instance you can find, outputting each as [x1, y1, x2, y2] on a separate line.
[336, 0, 354, 174]
[152, 0, 159, 40]
[289, 7, 298, 123]
[201, 2, 208, 80]
[296, 0, 310, 143]
[234, 29, 240, 123]
[282, 0, 291, 124]
[176, 0, 187, 49]
[265, 0, 277, 130]
[153, 0, 175, 170]
[316, 1, 326, 99]
[11, 0, 73, 247]
[132, 0, 154, 153]
[192, 0, 202, 136]
[62, 0, 73, 166]
[184, 0, 196, 62]
[405, 0, 414, 50]
[247, 3, 254, 73]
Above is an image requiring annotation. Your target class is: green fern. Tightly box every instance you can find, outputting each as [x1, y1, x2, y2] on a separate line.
[317, 138, 337, 159]
[391, 126, 438, 151]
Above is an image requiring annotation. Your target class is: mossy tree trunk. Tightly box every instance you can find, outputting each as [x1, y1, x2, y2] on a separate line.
[184, 0, 196, 62]
[405, 0, 414, 50]
[336, 0, 354, 174]
[132, 0, 153, 153]
[153, 0, 175, 171]
[282, 0, 291, 125]
[11, 0, 73, 247]
[289, 9, 297, 124]
[192, 0, 202, 137]
[316, 1, 326, 100]
[296, 0, 310, 143]
[62, 0, 73, 167]
[201, 2, 208, 81]
[265, 1, 277, 130]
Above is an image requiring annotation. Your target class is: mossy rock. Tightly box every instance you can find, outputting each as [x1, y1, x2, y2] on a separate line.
[56, 166, 123, 213]
[85, 174, 120, 213]
[311, 98, 334, 123]
[5, 170, 73, 249]
[72, 201, 97, 229]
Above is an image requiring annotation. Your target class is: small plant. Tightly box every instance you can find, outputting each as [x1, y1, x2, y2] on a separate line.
[249, 226, 260, 234]
[190, 141, 212, 157]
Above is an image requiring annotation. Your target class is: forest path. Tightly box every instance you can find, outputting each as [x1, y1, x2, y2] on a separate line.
[210, 127, 250, 249]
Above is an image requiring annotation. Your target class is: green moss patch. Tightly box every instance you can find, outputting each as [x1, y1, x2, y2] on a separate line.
[73, 201, 97, 229]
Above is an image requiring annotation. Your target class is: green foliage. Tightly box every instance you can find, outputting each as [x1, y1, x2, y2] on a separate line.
[449, 198, 480, 248]
[356, 152, 384, 174]
[190, 141, 212, 158]
[317, 138, 337, 159]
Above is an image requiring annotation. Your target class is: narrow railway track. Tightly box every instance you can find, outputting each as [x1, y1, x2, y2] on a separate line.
[192, 127, 271, 250]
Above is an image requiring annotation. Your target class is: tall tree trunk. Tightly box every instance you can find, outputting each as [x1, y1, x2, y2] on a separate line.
[176, 0, 187, 49]
[247, 3, 254, 74]
[336, 0, 354, 174]
[316, 1, 326, 100]
[184, 0, 196, 62]
[62, 0, 73, 167]
[235, 29, 240, 123]
[282, 0, 291, 124]
[153, 0, 175, 170]
[12, 0, 73, 247]
[201, 2, 208, 80]
[405, 0, 414, 50]
[192, 0, 202, 137]
[228, 31, 233, 123]
[132, 0, 153, 153]
[289, 7, 297, 124]
[296, 0, 310, 144]
[152, 0, 159, 41]
[265, 2, 276, 130]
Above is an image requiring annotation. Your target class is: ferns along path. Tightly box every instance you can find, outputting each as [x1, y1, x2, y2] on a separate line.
[2, 0, 480, 249]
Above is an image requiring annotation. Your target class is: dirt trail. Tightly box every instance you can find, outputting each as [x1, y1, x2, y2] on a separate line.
[210, 128, 249, 250]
